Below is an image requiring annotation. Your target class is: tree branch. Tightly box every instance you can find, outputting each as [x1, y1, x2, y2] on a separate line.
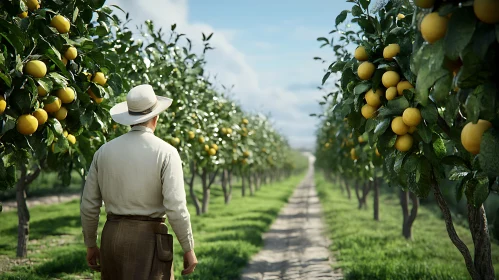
[207, 168, 220, 189]
[24, 167, 41, 186]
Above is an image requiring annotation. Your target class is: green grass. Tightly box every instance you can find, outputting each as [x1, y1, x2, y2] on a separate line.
[315, 174, 499, 280]
[0, 173, 305, 280]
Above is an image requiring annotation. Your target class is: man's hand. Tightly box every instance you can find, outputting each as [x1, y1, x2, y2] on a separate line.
[181, 250, 198, 275]
[86, 246, 101, 272]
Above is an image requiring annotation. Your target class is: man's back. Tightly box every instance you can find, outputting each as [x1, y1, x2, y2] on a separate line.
[94, 126, 177, 218]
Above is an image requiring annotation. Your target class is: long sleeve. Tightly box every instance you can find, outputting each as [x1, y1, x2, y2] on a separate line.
[161, 150, 194, 253]
[80, 150, 102, 248]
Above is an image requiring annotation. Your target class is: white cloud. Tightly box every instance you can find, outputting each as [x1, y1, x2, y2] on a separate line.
[109, 0, 320, 149]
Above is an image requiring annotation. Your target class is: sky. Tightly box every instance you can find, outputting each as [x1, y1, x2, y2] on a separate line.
[108, 0, 353, 149]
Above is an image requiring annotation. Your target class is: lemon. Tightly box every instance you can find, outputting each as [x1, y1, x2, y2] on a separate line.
[88, 89, 104, 104]
[61, 56, 68, 66]
[395, 134, 413, 152]
[211, 143, 218, 151]
[171, 137, 180, 146]
[54, 107, 68, 121]
[402, 108, 422, 127]
[56, 87, 75, 103]
[386, 87, 398, 100]
[382, 71, 401, 88]
[361, 104, 377, 119]
[208, 148, 217, 156]
[414, 0, 435, 8]
[325, 143, 330, 148]
[64, 46, 78, 60]
[375, 148, 381, 156]
[17, 114, 38, 135]
[358, 62, 375, 80]
[188, 131, 195, 139]
[221, 127, 227, 135]
[25, 60, 47, 78]
[354, 46, 368, 61]
[63, 130, 68, 137]
[51, 15, 70, 34]
[37, 85, 47, 96]
[391, 116, 409, 135]
[350, 148, 358, 160]
[242, 151, 250, 158]
[241, 159, 248, 165]
[92, 72, 107, 86]
[227, 128, 233, 134]
[461, 119, 492, 154]
[365, 88, 383, 107]
[397, 14, 405, 20]
[18, 12, 28, 18]
[33, 108, 48, 125]
[26, 0, 40, 11]
[0, 96, 6, 114]
[242, 118, 249, 125]
[44, 97, 62, 113]
[383, 44, 400, 60]
[358, 136, 365, 143]
[67, 134, 76, 145]
[198, 136, 205, 144]
[397, 81, 413, 95]
[474, 0, 499, 24]
[421, 12, 448, 44]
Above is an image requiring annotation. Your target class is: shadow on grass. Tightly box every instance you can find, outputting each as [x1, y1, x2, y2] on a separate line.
[2, 216, 81, 241]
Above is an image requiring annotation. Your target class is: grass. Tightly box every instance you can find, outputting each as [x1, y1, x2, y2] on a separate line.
[0, 172, 305, 280]
[315, 174, 499, 280]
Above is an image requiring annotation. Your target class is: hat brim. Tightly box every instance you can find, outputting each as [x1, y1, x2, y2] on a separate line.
[110, 96, 173, 126]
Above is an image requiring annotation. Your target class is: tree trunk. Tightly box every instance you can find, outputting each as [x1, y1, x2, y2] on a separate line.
[343, 179, 351, 199]
[468, 204, 495, 280]
[400, 190, 419, 240]
[241, 173, 246, 197]
[432, 181, 480, 280]
[221, 169, 232, 204]
[16, 165, 29, 258]
[354, 181, 362, 209]
[226, 170, 233, 204]
[187, 163, 201, 215]
[200, 171, 210, 214]
[373, 179, 379, 221]
[361, 182, 371, 209]
[248, 173, 254, 196]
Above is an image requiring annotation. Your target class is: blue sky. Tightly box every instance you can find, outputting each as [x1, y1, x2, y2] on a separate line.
[109, 0, 353, 148]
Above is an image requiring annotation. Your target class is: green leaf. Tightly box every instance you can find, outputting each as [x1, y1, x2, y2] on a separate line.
[449, 165, 471, 181]
[365, 118, 376, 133]
[354, 82, 370, 95]
[322, 72, 331, 85]
[442, 155, 469, 167]
[432, 74, 452, 103]
[471, 23, 496, 61]
[386, 96, 409, 115]
[394, 152, 407, 173]
[456, 180, 466, 202]
[352, 5, 363, 16]
[472, 175, 489, 208]
[336, 10, 349, 26]
[0, 72, 12, 87]
[432, 138, 446, 159]
[371, 69, 384, 91]
[330, 61, 347, 72]
[48, 118, 64, 134]
[444, 8, 476, 61]
[478, 128, 499, 177]
[420, 103, 438, 124]
[465, 94, 480, 123]
[403, 154, 420, 173]
[37, 77, 53, 93]
[359, 0, 370, 10]
[416, 124, 432, 144]
[374, 118, 390, 137]
[415, 159, 431, 198]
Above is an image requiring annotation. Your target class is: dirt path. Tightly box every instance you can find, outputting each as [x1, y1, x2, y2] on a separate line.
[241, 156, 343, 280]
[1, 193, 81, 212]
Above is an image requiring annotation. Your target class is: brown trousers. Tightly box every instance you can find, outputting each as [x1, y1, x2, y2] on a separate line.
[100, 215, 174, 280]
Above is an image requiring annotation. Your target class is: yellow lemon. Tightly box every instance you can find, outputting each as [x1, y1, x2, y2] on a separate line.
[358, 136, 365, 143]
[211, 143, 218, 151]
[171, 137, 180, 146]
[56, 87, 75, 103]
[64, 46, 78, 60]
[26, 0, 40, 11]
[63, 130, 68, 137]
[0, 96, 6, 114]
[354, 46, 368, 61]
[414, 0, 435, 8]
[474, 0, 499, 24]
[365, 88, 383, 107]
[221, 127, 228, 135]
[397, 13, 405, 20]
[421, 12, 448, 44]
[391, 116, 409, 135]
[243, 151, 250, 157]
[227, 128, 233, 134]
[198, 136, 205, 144]
[44, 97, 62, 113]
[395, 134, 413, 152]
[461, 120, 492, 154]
[188, 131, 195, 139]
[408, 126, 417, 134]
[25, 60, 47, 78]
[383, 44, 400, 60]
[402, 108, 422, 127]
[37, 85, 47, 96]
[208, 148, 217, 156]
[325, 142, 330, 148]
[242, 118, 249, 125]
[92, 72, 107, 86]
[61, 56, 68, 66]
[386, 87, 398, 100]
[361, 104, 377, 119]
[382, 71, 401, 88]
[350, 148, 358, 160]
[358, 62, 375, 80]
[51, 15, 70, 34]
[375, 148, 381, 156]
[66, 134, 76, 145]
[17, 114, 38, 135]
[397, 81, 414, 95]
[18, 11, 28, 18]
[33, 108, 48, 125]
[54, 107, 68, 121]
[88, 89, 104, 104]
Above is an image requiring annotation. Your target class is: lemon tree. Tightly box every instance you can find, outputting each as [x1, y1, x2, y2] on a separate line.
[315, 0, 498, 278]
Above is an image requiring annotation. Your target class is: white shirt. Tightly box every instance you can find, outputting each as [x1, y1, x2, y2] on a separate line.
[80, 126, 194, 253]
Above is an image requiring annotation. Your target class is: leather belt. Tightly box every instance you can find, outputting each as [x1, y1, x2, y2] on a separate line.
[107, 213, 165, 223]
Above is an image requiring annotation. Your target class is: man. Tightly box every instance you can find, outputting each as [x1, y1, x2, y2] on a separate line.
[80, 84, 197, 279]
